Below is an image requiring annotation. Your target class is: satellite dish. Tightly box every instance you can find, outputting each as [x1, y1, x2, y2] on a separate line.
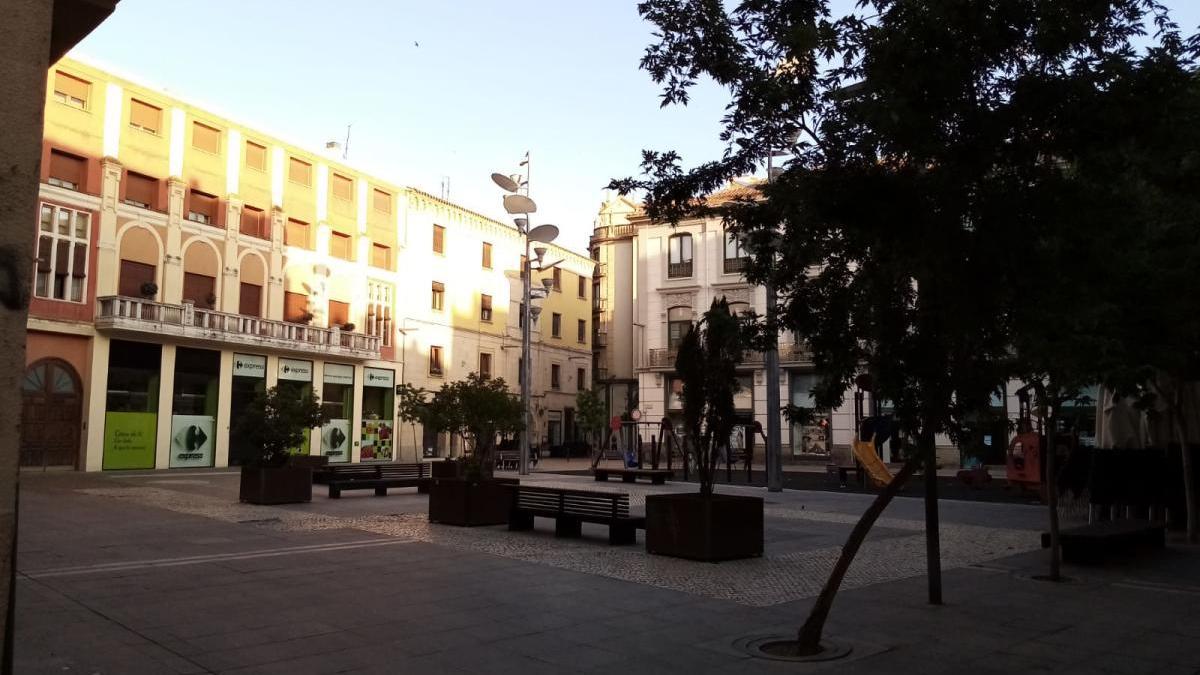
[503, 194, 537, 215]
[491, 173, 521, 193]
[528, 224, 559, 243]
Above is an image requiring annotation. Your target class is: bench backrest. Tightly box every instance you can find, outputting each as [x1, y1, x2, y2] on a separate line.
[326, 465, 380, 480]
[378, 463, 425, 479]
[515, 486, 630, 518]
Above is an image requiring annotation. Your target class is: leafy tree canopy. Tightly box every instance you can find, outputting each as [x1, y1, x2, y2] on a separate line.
[233, 386, 328, 467]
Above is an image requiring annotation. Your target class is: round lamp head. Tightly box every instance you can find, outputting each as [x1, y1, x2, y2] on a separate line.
[529, 306, 543, 320]
[541, 277, 555, 291]
[513, 217, 528, 230]
[527, 224, 559, 243]
[533, 246, 547, 261]
[491, 172, 521, 193]
[503, 194, 537, 215]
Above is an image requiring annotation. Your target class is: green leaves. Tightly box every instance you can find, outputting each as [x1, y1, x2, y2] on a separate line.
[397, 374, 523, 472]
[234, 386, 329, 467]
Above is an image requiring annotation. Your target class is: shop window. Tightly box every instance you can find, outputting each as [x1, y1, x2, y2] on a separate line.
[288, 157, 312, 186]
[329, 231, 352, 260]
[228, 354, 266, 465]
[321, 364, 354, 463]
[103, 340, 163, 470]
[52, 71, 90, 109]
[480, 294, 493, 322]
[123, 172, 158, 209]
[551, 312, 562, 338]
[192, 121, 221, 154]
[35, 203, 89, 303]
[187, 190, 218, 226]
[429, 346, 444, 376]
[48, 149, 85, 191]
[129, 99, 161, 134]
[245, 140, 267, 171]
[170, 347, 220, 468]
[361, 367, 395, 461]
[284, 291, 309, 323]
[276, 358, 313, 454]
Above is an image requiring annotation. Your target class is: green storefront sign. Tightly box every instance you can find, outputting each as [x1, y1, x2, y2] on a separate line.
[103, 411, 158, 470]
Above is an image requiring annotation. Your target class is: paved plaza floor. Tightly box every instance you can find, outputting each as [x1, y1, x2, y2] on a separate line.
[14, 468, 1200, 674]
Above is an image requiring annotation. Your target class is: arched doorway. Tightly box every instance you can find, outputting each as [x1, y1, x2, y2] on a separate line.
[21, 359, 82, 469]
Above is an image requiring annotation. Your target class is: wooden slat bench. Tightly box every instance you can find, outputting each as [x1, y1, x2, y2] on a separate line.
[592, 468, 673, 485]
[1041, 520, 1166, 564]
[325, 463, 431, 498]
[509, 485, 645, 545]
[495, 451, 519, 471]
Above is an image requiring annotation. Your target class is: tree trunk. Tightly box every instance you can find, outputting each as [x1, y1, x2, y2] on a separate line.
[796, 456, 920, 655]
[922, 427, 943, 605]
[1172, 409, 1197, 544]
[1045, 412, 1062, 580]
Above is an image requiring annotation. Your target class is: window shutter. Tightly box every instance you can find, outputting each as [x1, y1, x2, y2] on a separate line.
[72, 243, 87, 277]
[245, 141, 267, 170]
[54, 72, 90, 104]
[129, 100, 161, 133]
[37, 237, 52, 272]
[49, 150, 85, 188]
[192, 122, 221, 153]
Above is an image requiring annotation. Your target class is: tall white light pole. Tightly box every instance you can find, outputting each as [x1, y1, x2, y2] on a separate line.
[764, 151, 784, 492]
[492, 158, 558, 476]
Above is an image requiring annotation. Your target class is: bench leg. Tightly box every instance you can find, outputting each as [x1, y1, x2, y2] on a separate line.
[509, 511, 534, 531]
[329, 485, 340, 499]
[374, 487, 388, 497]
[555, 517, 582, 538]
[417, 483, 430, 494]
[622, 474, 636, 483]
[609, 523, 636, 545]
[652, 476, 665, 485]
[595, 473, 607, 481]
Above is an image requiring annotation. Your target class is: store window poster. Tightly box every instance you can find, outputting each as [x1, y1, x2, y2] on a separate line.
[360, 415, 393, 461]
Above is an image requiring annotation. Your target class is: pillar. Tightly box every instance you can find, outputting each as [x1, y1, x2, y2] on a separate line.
[214, 350, 233, 467]
[163, 178, 186, 304]
[154, 345, 177, 469]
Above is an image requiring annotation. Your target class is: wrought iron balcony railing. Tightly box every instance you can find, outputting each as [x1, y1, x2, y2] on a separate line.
[667, 261, 693, 279]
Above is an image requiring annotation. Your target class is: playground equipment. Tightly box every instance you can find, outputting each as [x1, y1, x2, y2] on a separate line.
[592, 419, 688, 476]
[852, 434, 894, 488]
[1006, 384, 1044, 492]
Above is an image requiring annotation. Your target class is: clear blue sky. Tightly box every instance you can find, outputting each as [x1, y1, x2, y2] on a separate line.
[71, 1, 1200, 252]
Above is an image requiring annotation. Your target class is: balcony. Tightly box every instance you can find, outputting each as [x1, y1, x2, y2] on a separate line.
[95, 296, 380, 360]
[723, 256, 750, 274]
[643, 343, 811, 370]
[667, 261, 693, 279]
[591, 224, 636, 241]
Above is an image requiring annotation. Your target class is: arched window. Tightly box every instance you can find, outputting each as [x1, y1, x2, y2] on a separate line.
[667, 306, 692, 349]
[667, 233, 693, 278]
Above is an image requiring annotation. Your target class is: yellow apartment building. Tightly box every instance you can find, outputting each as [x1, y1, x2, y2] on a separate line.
[24, 58, 593, 471]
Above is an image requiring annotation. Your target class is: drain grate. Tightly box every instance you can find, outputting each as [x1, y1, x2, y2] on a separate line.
[731, 634, 852, 663]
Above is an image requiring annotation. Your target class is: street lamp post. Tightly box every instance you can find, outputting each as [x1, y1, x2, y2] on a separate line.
[492, 159, 558, 476]
[764, 150, 786, 492]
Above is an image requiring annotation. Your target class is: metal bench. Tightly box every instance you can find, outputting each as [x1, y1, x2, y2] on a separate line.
[325, 463, 430, 498]
[1041, 520, 1166, 564]
[592, 467, 673, 485]
[509, 485, 644, 545]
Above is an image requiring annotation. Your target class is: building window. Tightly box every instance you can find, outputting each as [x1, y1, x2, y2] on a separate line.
[577, 319, 586, 343]
[577, 368, 586, 391]
[668, 233, 693, 278]
[183, 272, 216, 308]
[366, 281, 393, 347]
[479, 352, 492, 379]
[373, 188, 391, 213]
[518, 302, 525, 328]
[192, 121, 221, 154]
[552, 267, 562, 291]
[578, 275, 586, 298]
[239, 282, 262, 317]
[34, 203, 89, 302]
[245, 141, 267, 171]
[48, 149, 85, 191]
[285, 218, 309, 248]
[328, 299, 350, 327]
[480, 294, 493, 322]
[129, 99, 161, 134]
[288, 157, 312, 186]
[724, 229, 750, 273]
[481, 242, 492, 269]
[53, 71, 90, 109]
[371, 243, 391, 269]
[432, 224, 445, 254]
[123, 172, 157, 209]
[431, 281, 445, 311]
[118, 260, 155, 298]
[329, 231, 352, 260]
[592, 282, 601, 311]
[429, 346, 444, 377]
[187, 190, 218, 226]
[331, 173, 353, 202]
[551, 364, 561, 390]
[241, 205, 267, 239]
[667, 306, 692, 350]
[284, 291, 309, 323]
[551, 312, 562, 338]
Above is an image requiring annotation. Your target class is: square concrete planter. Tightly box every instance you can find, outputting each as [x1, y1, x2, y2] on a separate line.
[427, 477, 516, 526]
[645, 492, 764, 561]
[239, 466, 313, 505]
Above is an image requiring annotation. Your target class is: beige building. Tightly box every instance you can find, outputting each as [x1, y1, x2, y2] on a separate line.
[23, 57, 592, 471]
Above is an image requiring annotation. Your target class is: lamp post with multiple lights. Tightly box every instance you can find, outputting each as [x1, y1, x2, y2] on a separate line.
[491, 160, 559, 476]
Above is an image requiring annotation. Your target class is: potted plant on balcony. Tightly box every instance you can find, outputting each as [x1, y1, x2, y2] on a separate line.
[645, 298, 763, 561]
[235, 385, 329, 505]
[399, 373, 523, 526]
[139, 281, 158, 299]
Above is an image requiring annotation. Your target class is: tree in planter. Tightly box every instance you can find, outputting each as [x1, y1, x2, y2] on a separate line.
[675, 298, 745, 497]
[614, 0, 1192, 653]
[233, 385, 328, 467]
[575, 386, 608, 460]
[397, 373, 523, 480]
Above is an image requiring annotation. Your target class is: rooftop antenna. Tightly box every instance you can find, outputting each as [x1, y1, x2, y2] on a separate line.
[342, 124, 351, 160]
[440, 176, 450, 200]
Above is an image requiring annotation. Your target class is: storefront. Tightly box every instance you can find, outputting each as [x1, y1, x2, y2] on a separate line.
[321, 363, 354, 463]
[228, 353, 266, 466]
[170, 347, 219, 468]
[789, 371, 829, 457]
[360, 367, 395, 461]
[277, 358, 313, 455]
[102, 340, 161, 470]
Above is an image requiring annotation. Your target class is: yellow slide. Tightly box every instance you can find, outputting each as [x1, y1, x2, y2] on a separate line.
[852, 437, 893, 488]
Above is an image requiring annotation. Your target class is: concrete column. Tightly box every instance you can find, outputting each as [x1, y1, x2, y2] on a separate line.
[222, 197, 242, 314]
[96, 159, 123, 296]
[310, 360, 323, 456]
[154, 344, 177, 469]
[267, 207, 285, 321]
[350, 364, 364, 463]
[163, 178, 186, 304]
[265, 354, 279, 389]
[214, 351, 233, 467]
[83, 335, 111, 471]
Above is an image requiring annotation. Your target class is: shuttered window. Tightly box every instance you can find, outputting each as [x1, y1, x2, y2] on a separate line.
[373, 188, 391, 213]
[431, 282, 444, 311]
[480, 294, 493, 322]
[239, 283, 262, 317]
[479, 353, 493, 379]
[578, 319, 586, 343]
[48, 150, 85, 190]
[328, 300, 350, 327]
[332, 174, 353, 201]
[482, 242, 492, 269]
[187, 190, 218, 226]
[183, 272, 216, 308]
[329, 231, 352, 260]
[285, 219, 309, 248]
[118, 260, 156, 298]
[123, 172, 157, 209]
[245, 141, 267, 171]
[432, 224, 445, 253]
[371, 243, 390, 269]
[288, 157, 312, 186]
[35, 203, 89, 303]
[241, 205, 267, 239]
[284, 291, 309, 323]
[429, 346, 444, 376]
[192, 122, 221, 154]
[551, 313, 562, 338]
[129, 99, 161, 134]
[52, 71, 90, 109]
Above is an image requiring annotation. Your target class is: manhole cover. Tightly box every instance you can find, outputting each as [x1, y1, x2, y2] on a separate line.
[732, 634, 852, 662]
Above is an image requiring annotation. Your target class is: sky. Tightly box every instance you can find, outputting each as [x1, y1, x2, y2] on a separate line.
[70, 1, 1200, 253]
